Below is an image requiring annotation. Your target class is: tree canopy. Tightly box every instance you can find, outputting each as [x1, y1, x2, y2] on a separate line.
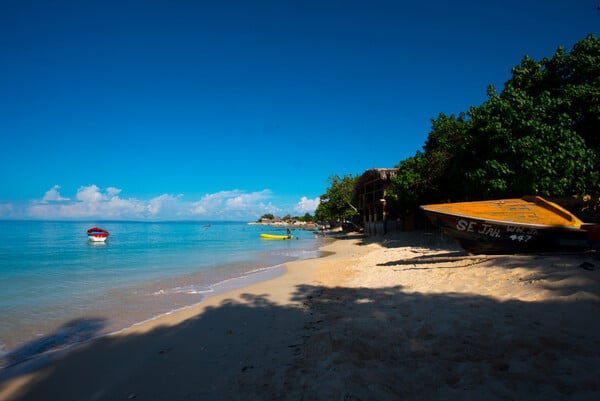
[315, 174, 358, 224]
[317, 34, 600, 225]
[388, 34, 600, 209]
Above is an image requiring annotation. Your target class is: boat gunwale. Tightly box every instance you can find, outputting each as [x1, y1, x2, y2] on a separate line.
[522, 195, 583, 224]
[420, 208, 585, 231]
[420, 195, 585, 228]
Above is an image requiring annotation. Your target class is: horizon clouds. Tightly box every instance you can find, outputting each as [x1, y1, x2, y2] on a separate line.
[0, 185, 320, 221]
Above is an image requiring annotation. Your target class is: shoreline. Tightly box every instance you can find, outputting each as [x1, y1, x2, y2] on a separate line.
[0, 243, 324, 370]
[0, 220, 321, 362]
[100, 236, 348, 336]
[2, 231, 600, 400]
[0, 236, 352, 399]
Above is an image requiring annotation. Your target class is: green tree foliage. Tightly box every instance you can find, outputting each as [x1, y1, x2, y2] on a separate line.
[282, 213, 314, 222]
[258, 213, 315, 223]
[315, 174, 358, 223]
[387, 152, 427, 211]
[258, 213, 275, 221]
[389, 34, 600, 207]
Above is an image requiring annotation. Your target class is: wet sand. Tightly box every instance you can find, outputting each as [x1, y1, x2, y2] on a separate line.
[1, 231, 599, 400]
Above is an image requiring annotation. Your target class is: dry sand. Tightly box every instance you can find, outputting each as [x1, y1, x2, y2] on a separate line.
[1, 231, 600, 401]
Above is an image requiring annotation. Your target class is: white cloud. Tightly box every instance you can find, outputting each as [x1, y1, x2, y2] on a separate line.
[42, 185, 70, 202]
[76, 185, 104, 202]
[147, 194, 182, 216]
[225, 190, 271, 208]
[14, 185, 280, 221]
[294, 196, 320, 214]
[106, 187, 122, 197]
[191, 189, 277, 220]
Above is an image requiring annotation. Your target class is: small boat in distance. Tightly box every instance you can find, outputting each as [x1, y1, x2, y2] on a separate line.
[421, 195, 600, 255]
[260, 233, 292, 240]
[87, 227, 109, 242]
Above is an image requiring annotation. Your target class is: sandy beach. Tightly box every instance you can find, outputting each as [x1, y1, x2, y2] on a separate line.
[1, 231, 600, 400]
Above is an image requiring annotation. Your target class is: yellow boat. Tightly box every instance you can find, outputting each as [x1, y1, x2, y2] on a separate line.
[260, 233, 292, 240]
[421, 195, 600, 254]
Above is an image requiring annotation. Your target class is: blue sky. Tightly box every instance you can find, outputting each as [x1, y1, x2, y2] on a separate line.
[1, 0, 598, 221]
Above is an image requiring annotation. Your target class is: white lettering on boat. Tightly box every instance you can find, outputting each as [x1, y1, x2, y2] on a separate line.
[508, 234, 533, 242]
[456, 219, 477, 232]
[477, 223, 501, 238]
[506, 225, 537, 236]
[455, 219, 537, 241]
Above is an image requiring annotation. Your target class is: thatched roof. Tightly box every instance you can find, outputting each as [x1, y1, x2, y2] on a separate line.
[354, 168, 398, 189]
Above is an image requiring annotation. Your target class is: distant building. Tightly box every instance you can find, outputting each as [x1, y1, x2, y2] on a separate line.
[354, 168, 398, 235]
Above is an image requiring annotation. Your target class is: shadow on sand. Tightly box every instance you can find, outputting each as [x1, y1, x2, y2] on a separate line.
[1, 287, 599, 399]
[1, 318, 107, 370]
[1, 232, 600, 400]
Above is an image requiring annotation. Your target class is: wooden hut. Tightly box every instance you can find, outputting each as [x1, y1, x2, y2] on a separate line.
[354, 168, 398, 235]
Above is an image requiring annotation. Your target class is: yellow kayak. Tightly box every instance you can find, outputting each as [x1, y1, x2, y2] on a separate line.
[260, 233, 292, 240]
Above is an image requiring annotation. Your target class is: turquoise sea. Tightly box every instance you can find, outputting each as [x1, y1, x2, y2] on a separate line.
[0, 221, 321, 368]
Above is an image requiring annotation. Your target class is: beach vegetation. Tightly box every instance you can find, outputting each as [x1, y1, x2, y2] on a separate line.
[315, 174, 358, 226]
[257, 213, 315, 224]
[282, 213, 314, 222]
[387, 34, 600, 213]
[287, 212, 315, 222]
[257, 213, 275, 222]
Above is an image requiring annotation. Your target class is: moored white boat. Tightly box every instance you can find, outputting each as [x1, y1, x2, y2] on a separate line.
[87, 227, 109, 242]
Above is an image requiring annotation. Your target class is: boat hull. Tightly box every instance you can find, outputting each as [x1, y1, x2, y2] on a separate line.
[423, 210, 591, 254]
[87, 227, 109, 242]
[260, 233, 291, 240]
[88, 235, 108, 242]
[421, 196, 595, 254]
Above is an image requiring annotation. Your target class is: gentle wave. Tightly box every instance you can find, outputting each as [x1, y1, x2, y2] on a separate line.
[0, 221, 322, 369]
